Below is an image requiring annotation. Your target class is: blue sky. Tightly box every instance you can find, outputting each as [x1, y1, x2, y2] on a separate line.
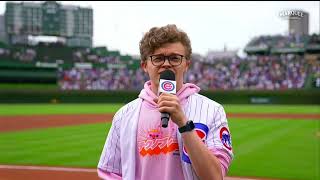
[0, 1, 319, 56]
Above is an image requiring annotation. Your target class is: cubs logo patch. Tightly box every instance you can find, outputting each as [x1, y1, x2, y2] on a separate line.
[159, 79, 176, 94]
[220, 127, 232, 151]
[161, 81, 175, 91]
[182, 123, 209, 164]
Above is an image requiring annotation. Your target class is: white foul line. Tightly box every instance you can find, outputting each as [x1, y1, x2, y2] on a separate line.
[0, 165, 96, 173]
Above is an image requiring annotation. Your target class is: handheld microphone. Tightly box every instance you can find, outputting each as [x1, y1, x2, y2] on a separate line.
[159, 70, 176, 128]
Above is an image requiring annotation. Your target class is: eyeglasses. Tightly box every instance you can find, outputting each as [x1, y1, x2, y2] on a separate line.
[149, 54, 185, 67]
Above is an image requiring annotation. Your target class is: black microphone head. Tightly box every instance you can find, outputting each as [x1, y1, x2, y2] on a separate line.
[160, 70, 175, 81]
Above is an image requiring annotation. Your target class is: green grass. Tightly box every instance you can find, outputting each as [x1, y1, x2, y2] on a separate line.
[0, 119, 319, 179]
[0, 104, 319, 116]
[0, 83, 58, 90]
[0, 123, 111, 167]
[227, 118, 320, 180]
[224, 104, 320, 114]
[0, 104, 319, 179]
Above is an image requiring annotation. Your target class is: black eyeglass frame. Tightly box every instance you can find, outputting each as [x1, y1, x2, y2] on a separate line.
[148, 54, 186, 67]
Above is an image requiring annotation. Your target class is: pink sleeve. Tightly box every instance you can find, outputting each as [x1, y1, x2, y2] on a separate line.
[97, 168, 122, 180]
[210, 148, 232, 177]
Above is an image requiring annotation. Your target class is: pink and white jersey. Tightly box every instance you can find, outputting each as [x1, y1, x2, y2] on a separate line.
[97, 81, 234, 180]
[135, 105, 183, 180]
[135, 81, 198, 180]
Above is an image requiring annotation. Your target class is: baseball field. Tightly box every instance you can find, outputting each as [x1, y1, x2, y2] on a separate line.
[0, 104, 319, 180]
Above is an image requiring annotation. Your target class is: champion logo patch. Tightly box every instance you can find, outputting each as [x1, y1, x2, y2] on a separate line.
[220, 127, 232, 151]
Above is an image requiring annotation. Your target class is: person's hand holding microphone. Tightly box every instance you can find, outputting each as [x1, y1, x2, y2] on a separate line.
[154, 69, 187, 128]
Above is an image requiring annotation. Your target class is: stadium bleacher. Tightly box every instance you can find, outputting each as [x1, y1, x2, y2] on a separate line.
[0, 34, 319, 90]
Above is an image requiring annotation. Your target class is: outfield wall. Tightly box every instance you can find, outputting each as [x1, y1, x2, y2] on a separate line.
[0, 89, 319, 104]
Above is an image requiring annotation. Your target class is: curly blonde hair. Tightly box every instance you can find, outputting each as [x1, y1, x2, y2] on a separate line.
[139, 24, 192, 62]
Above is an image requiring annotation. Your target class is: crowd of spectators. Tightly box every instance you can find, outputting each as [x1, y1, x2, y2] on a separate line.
[311, 60, 320, 88]
[58, 54, 311, 91]
[0, 46, 36, 62]
[185, 57, 242, 90]
[58, 67, 148, 91]
[1, 34, 319, 91]
[246, 34, 310, 50]
[273, 34, 308, 49]
[185, 54, 307, 90]
[307, 34, 320, 48]
[0, 42, 130, 66]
